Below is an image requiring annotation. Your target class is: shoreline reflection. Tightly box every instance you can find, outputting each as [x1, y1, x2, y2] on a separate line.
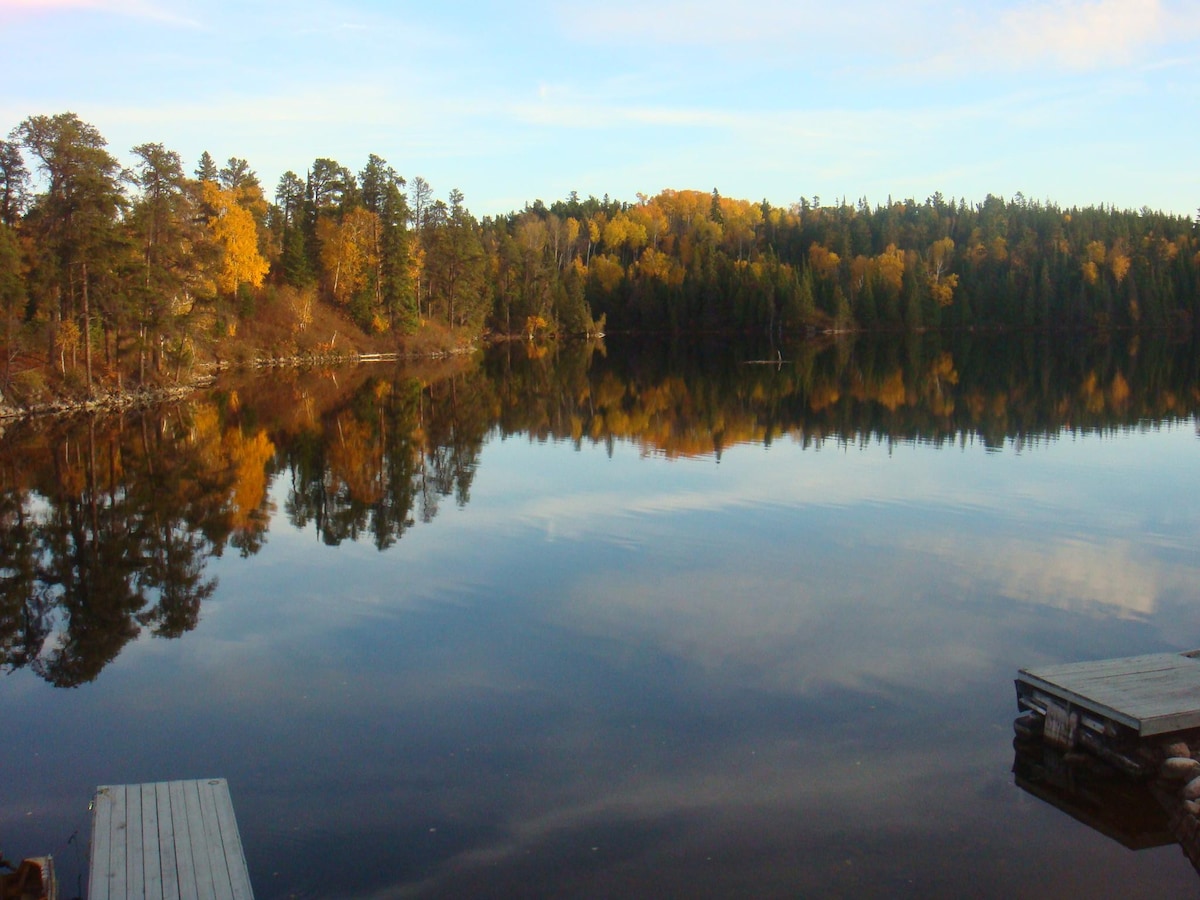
[1, 332, 1197, 687]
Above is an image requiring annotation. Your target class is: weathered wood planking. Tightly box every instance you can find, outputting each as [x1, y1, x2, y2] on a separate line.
[1018, 651, 1200, 736]
[90, 779, 253, 900]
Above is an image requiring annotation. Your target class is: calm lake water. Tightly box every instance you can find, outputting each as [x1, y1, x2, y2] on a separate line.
[3, 333, 1200, 898]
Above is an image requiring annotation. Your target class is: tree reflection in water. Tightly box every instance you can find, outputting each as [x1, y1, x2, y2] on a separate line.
[1, 332, 1197, 686]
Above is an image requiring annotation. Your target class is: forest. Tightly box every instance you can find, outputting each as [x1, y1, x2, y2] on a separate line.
[1, 111, 1198, 407]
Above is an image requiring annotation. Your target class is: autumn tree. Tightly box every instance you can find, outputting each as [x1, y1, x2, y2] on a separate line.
[719, 196, 762, 261]
[202, 180, 268, 298]
[317, 205, 378, 308]
[927, 237, 958, 307]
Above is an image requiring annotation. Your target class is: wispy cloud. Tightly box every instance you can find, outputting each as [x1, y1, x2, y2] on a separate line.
[558, 0, 892, 49]
[0, 0, 202, 27]
[942, 0, 1190, 71]
[561, 0, 1200, 74]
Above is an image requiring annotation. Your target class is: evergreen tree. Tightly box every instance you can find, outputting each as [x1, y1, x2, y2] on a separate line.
[0, 139, 28, 226]
[275, 171, 311, 286]
[17, 112, 126, 391]
[129, 141, 194, 380]
[194, 150, 218, 183]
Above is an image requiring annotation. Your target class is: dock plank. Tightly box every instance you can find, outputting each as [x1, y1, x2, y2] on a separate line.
[1018, 650, 1200, 736]
[156, 781, 180, 900]
[196, 780, 232, 900]
[212, 783, 254, 900]
[89, 786, 114, 900]
[140, 784, 162, 900]
[90, 779, 253, 900]
[169, 779, 199, 900]
[110, 785, 128, 899]
[126, 785, 144, 898]
[182, 779, 216, 900]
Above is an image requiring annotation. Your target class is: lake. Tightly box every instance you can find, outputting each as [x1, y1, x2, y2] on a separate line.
[3, 333, 1199, 898]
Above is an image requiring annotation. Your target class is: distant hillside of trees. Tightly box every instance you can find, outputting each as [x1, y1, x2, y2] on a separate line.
[2, 112, 1198, 405]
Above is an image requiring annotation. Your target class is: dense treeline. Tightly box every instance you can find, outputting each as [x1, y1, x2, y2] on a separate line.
[529, 189, 1200, 336]
[2, 112, 1198, 405]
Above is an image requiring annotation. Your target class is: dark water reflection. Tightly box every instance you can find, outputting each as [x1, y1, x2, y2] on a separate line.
[2, 333, 1199, 897]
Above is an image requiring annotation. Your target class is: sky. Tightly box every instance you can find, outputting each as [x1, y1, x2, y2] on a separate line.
[2, 0, 1199, 218]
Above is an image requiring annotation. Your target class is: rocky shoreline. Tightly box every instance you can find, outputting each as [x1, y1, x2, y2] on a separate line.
[0, 349, 453, 422]
[0, 377, 216, 422]
[1150, 733, 1200, 873]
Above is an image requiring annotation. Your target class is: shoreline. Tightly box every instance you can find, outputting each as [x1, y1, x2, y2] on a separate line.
[0, 348, 476, 422]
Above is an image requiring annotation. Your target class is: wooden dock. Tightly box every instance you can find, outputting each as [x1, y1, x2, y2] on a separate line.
[1017, 650, 1200, 740]
[1014, 651, 1200, 879]
[89, 779, 253, 900]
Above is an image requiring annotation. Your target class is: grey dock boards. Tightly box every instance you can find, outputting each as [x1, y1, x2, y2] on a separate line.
[89, 779, 253, 900]
[1018, 650, 1200, 737]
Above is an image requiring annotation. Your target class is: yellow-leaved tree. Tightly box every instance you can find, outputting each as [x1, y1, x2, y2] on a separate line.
[1108, 243, 1131, 284]
[635, 247, 685, 286]
[927, 237, 958, 307]
[202, 181, 268, 295]
[808, 242, 841, 280]
[317, 207, 379, 306]
[873, 244, 906, 294]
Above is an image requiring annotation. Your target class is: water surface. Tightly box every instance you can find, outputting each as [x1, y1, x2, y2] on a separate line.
[3, 334, 1199, 897]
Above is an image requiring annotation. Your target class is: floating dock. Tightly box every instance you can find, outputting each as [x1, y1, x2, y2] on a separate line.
[1016, 650, 1200, 749]
[1014, 650, 1200, 879]
[89, 778, 253, 900]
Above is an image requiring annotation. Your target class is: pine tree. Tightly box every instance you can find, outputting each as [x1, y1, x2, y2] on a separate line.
[194, 150, 218, 183]
[17, 112, 126, 391]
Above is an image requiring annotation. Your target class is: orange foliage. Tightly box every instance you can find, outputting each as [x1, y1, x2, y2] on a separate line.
[226, 428, 276, 533]
[808, 383, 840, 412]
[877, 370, 907, 411]
[328, 416, 381, 504]
[1108, 248, 1131, 284]
[808, 243, 841, 280]
[636, 247, 685, 286]
[602, 212, 648, 254]
[202, 181, 268, 295]
[629, 202, 669, 248]
[318, 207, 379, 305]
[874, 245, 905, 293]
[589, 254, 625, 293]
[929, 273, 959, 307]
[1110, 371, 1131, 407]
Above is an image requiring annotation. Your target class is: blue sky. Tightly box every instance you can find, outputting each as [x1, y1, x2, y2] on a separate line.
[3, 0, 1199, 217]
